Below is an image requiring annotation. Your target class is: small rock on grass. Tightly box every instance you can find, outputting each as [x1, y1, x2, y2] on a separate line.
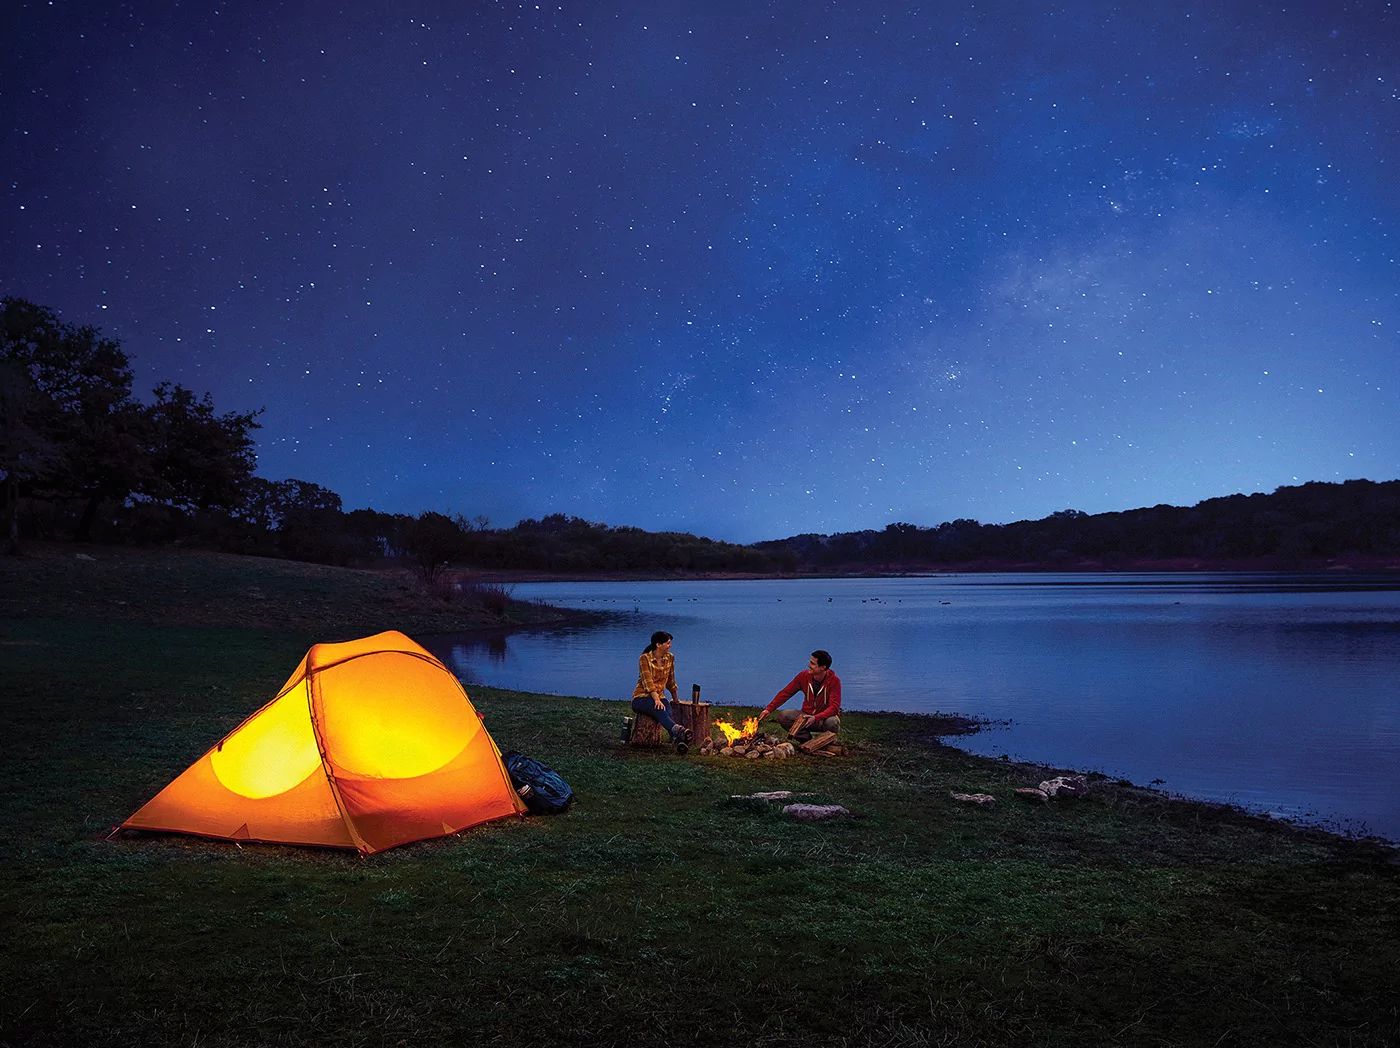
[1039, 774, 1089, 798]
[783, 803, 852, 822]
[949, 792, 996, 807]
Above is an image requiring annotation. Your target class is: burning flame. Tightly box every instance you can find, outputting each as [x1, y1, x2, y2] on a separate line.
[714, 717, 759, 743]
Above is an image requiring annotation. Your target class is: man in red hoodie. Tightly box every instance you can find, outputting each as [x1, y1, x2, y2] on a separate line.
[756, 650, 841, 735]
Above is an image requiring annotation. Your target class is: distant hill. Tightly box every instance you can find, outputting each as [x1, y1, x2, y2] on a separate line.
[455, 513, 797, 575]
[753, 479, 1400, 572]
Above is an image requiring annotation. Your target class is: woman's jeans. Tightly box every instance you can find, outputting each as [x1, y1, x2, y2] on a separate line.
[631, 695, 683, 740]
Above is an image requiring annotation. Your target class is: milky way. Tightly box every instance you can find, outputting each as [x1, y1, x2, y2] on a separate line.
[4, 1, 1397, 541]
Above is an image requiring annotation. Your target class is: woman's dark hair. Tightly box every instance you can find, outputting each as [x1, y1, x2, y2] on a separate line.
[644, 631, 673, 653]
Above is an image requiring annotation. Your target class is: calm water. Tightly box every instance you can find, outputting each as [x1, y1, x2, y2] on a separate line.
[425, 574, 1400, 843]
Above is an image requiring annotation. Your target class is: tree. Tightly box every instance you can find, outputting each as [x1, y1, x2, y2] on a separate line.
[227, 477, 370, 563]
[2, 297, 265, 543]
[344, 507, 411, 559]
[138, 381, 261, 513]
[0, 357, 59, 553]
[1, 296, 141, 539]
[400, 511, 467, 581]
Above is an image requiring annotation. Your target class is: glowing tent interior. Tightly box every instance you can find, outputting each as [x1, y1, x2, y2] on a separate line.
[116, 630, 527, 854]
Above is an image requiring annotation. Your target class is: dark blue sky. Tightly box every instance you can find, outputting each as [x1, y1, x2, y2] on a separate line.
[4, 1, 1397, 542]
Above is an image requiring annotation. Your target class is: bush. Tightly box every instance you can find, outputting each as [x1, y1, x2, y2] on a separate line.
[462, 579, 515, 617]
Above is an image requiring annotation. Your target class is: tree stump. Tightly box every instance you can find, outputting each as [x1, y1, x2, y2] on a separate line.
[628, 699, 711, 748]
[628, 712, 668, 747]
[675, 700, 711, 743]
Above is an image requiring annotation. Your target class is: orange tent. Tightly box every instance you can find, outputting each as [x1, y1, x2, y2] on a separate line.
[117, 630, 526, 854]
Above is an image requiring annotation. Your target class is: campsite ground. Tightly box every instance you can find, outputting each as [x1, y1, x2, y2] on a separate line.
[2, 546, 1398, 1047]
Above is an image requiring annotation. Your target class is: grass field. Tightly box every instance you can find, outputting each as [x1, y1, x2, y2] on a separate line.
[2, 546, 1397, 1047]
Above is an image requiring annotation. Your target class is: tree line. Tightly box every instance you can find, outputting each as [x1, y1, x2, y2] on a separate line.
[756, 479, 1400, 570]
[6, 296, 1397, 573]
[0, 296, 787, 573]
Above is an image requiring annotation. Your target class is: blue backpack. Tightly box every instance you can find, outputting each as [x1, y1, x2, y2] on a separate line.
[503, 751, 574, 814]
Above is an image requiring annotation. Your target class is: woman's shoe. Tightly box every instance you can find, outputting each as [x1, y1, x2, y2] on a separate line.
[674, 739, 689, 755]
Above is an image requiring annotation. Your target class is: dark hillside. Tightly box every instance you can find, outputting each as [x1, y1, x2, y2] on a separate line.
[757, 479, 1400, 572]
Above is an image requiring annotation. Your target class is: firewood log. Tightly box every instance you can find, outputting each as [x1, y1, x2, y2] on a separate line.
[800, 731, 838, 753]
[787, 713, 813, 737]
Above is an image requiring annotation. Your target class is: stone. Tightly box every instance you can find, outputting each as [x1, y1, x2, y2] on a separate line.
[1039, 775, 1089, 798]
[949, 792, 996, 807]
[782, 803, 852, 822]
[1015, 787, 1050, 804]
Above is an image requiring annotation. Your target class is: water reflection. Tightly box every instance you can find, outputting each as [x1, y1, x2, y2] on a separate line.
[454, 630, 512, 668]
[424, 574, 1400, 843]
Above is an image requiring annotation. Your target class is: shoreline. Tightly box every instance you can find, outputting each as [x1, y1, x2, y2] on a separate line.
[9, 545, 1395, 849]
[455, 671, 1400, 851]
[7, 545, 1399, 1045]
[456, 554, 1400, 584]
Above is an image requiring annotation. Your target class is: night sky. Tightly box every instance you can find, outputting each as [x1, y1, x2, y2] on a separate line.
[4, 2, 1397, 543]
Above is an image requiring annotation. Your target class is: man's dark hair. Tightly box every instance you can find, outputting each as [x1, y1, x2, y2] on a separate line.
[811, 649, 832, 669]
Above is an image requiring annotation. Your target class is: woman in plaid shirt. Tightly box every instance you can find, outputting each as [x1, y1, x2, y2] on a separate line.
[631, 631, 692, 753]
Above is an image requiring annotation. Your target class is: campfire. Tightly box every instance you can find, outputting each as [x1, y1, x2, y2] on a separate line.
[697, 716, 845, 758]
[626, 693, 846, 756]
[715, 716, 759, 744]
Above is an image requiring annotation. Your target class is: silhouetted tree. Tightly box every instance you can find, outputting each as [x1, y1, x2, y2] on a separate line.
[2, 297, 264, 545]
[139, 381, 261, 513]
[0, 357, 60, 553]
[345, 507, 411, 559]
[401, 511, 467, 581]
[1, 297, 141, 539]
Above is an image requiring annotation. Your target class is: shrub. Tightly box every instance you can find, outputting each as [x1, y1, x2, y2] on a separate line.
[461, 579, 514, 617]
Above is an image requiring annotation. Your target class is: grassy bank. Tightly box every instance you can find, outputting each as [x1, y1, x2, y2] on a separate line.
[1, 548, 1397, 1047]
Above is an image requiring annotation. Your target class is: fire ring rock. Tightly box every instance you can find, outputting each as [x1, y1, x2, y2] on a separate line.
[782, 803, 852, 822]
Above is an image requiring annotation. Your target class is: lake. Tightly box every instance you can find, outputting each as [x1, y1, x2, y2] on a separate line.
[424, 574, 1400, 843]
